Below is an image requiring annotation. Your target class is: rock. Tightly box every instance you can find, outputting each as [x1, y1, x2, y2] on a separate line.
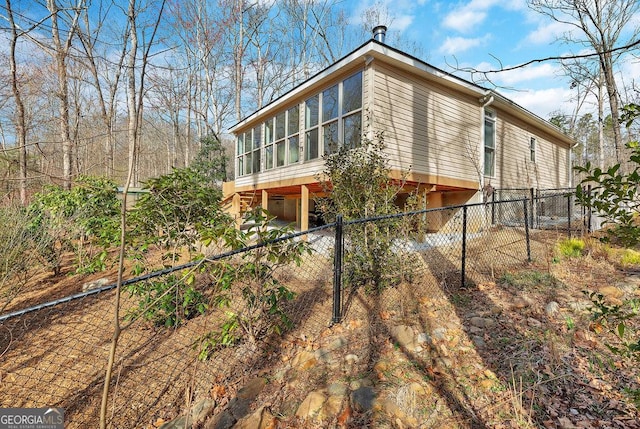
[296, 391, 326, 420]
[512, 296, 531, 309]
[377, 398, 405, 420]
[237, 378, 267, 400]
[431, 327, 447, 341]
[160, 398, 216, 429]
[291, 350, 318, 370]
[598, 286, 624, 299]
[233, 406, 277, 429]
[327, 383, 348, 396]
[472, 335, 486, 348]
[545, 301, 560, 316]
[317, 395, 346, 421]
[349, 378, 373, 391]
[417, 333, 430, 345]
[351, 386, 376, 412]
[391, 325, 417, 351]
[82, 277, 111, 292]
[469, 317, 495, 329]
[315, 348, 334, 364]
[329, 336, 348, 350]
[567, 301, 591, 312]
[345, 354, 359, 364]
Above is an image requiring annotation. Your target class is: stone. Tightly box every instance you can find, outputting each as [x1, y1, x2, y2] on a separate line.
[315, 348, 334, 364]
[291, 350, 318, 370]
[318, 395, 346, 421]
[512, 296, 531, 309]
[391, 325, 416, 351]
[237, 378, 267, 400]
[234, 406, 277, 429]
[327, 382, 348, 396]
[469, 317, 495, 329]
[351, 386, 376, 412]
[431, 327, 447, 341]
[82, 277, 111, 292]
[160, 398, 215, 429]
[296, 391, 327, 420]
[545, 301, 560, 316]
[598, 286, 624, 299]
[377, 398, 405, 419]
[345, 354, 359, 364]
[329, 336, 348, 350]
[417, 333, 430, 345]
[472, 335, 486, 348]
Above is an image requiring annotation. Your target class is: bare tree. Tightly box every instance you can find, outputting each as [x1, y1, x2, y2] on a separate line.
[529, 0, 640, 162]
[4, 0, 28, 204]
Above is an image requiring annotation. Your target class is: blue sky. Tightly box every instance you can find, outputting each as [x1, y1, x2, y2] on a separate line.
[346, 0, 640, 120]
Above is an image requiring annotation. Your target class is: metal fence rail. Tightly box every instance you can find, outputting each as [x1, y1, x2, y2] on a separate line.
[0, 190, 590, 428]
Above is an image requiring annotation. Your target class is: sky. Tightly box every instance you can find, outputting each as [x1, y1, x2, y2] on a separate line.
[345, 0, 640, 121]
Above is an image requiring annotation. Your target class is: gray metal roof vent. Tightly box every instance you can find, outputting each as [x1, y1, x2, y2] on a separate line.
[372, 25, 387, 43]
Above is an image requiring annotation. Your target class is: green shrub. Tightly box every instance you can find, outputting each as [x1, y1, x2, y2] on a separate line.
[197, 208, 311, 360]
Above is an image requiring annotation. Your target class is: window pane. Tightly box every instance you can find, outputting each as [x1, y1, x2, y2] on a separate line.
[275, 113, 285, 140]
[530, 137, 536, 162]
[484, 149, 495, 176]
[252, 148, 261, 172]
[305, 95, 319, 128]
[322, 84, 339, 121]
[484, 119, 495, 149]
[323, 121, 339, 155]
[264, 120, 273, 144]
[244, 153, 252, 175]
[289, 136, 299, 164]
[343, 113, 362, 149]
[305, 129, 318, 161]
[343, 72, 362, 113]
[276, 141, 286, 167]
[265, 145, 273, 170]
[237, 134, 244, 154]
[237, 157, 244, 176]
[253, 126, 262, 149]
[288, 106, 299, 135]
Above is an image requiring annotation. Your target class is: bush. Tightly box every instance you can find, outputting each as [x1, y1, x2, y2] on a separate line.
[197, 208, 311, 359]
[26, 176, 121, 275]
[316, 132, 416, 292]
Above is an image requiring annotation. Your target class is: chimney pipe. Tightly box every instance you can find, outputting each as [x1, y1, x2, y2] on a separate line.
[372, 25, 387, 43]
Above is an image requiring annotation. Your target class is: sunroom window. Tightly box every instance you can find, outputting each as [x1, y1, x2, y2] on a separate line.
[305, 95, 319, 161]
[484, 110, 496, 177]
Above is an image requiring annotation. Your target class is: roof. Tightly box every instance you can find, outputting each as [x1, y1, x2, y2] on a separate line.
[229, 39, 574, 146]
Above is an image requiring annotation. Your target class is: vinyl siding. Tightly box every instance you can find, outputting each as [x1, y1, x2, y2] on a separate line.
[371, 62, 481, 187]
[490, 109, 570, 189]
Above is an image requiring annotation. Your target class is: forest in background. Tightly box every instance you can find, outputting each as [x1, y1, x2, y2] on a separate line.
[0, 0, 638, 203]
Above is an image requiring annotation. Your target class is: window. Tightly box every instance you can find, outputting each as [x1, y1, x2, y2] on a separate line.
[530, 136, 536, 163]
[305, 95, 319, 161]
[484, 110, 496, 177]
[251, 125, 261, 174]
[288, 106, 299, 164]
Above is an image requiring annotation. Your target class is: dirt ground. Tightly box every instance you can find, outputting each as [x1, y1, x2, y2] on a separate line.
[1, 230, 640, 428]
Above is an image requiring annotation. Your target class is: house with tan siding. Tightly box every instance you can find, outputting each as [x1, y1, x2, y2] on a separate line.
[223, 28, 574, 231]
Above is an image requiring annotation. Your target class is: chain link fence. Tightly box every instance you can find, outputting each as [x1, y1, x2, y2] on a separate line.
[0, 191, 590, 427]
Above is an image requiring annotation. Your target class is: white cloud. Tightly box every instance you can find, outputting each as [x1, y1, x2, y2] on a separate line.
[443, 9, 487, 33]
[524, 20, 573, 45]
[508, 87, 575, 119]
[496, 63, 559, 86]
[439, 35, 489, 55]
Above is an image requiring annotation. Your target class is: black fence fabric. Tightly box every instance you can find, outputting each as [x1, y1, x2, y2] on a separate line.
[0, 191, 589, 428]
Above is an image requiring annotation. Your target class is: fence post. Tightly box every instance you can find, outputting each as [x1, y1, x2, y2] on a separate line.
[529, 187, 535, 229]
[587, 185, 593, 233]
[491, 190, 496, 225]
[523, 199, 531, 262]
[461, 205, 467, 288]
[567, 192, 572, 237]
[332, 215, 343, 324]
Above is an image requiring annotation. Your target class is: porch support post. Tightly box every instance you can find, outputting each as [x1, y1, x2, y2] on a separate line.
[262, 189, 269, 212]
[301, 185, 309, 233]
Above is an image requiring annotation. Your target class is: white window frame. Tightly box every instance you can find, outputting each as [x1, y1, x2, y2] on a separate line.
[483, 109, 496, 177]
[529, 136, 536, 163]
